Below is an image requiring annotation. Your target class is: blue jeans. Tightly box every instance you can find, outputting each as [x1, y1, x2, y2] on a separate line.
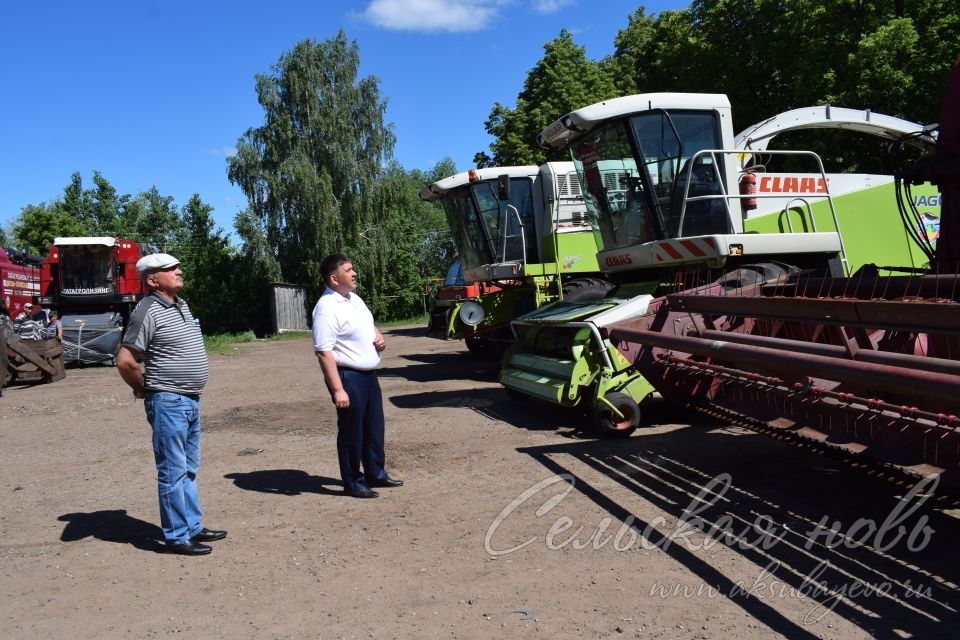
[144, 391, 203, 543]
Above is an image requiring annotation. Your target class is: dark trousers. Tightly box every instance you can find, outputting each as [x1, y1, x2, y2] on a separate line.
[335, 368, 388, 492]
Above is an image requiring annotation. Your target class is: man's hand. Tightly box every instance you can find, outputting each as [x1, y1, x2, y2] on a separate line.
[116, 346, 145, 398]
[373, 329, 386, 353]
[317, 350, 350, 409]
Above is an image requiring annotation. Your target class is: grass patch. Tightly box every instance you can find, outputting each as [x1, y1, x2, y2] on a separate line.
[379, 313, 428, 328]
[269, 330, 312, 342]
[203, 316, 426, 354]
[204, 331, 257, 353]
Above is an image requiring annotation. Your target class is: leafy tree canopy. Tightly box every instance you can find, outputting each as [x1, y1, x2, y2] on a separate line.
[478, 29, 619, 167]
[228, 32, 395, 305]
[482, 2, 959, 173]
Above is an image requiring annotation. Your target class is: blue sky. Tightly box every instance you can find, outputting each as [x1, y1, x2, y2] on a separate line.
[1, 0, 683, 237]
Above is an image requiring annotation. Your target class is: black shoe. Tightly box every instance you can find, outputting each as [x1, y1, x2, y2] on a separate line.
[191, 528, 227, 542]
[369, 478, 404, 488]
[344, 487, 379, 499]
[166, 540, 212, 555]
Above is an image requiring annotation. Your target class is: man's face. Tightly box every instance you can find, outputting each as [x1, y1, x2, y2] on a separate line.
[147, 265, 184, 296]
[331, 261, 357, 293]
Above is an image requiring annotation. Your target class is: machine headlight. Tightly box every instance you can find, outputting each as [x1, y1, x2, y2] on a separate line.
[458, 301, 485, 326]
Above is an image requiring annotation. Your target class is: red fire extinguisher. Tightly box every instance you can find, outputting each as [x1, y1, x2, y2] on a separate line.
[739, 171, 758, 211]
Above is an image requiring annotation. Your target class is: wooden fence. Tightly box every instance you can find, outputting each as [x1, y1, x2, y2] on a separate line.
[269, 283, 309, 334]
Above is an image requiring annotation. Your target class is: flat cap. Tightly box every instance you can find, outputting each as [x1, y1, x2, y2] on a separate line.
[136, 253, 180, 275]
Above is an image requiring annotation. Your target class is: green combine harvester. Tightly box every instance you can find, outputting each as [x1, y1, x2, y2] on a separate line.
[420, 162, 612, 354]
[499, 93, 940, 435]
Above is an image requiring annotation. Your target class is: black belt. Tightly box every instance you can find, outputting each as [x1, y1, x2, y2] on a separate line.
[144, 390, 201, 400]
[338, 365, 373, 374]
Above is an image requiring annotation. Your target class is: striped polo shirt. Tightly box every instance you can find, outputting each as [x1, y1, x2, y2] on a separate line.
[121, 291, 209, 395]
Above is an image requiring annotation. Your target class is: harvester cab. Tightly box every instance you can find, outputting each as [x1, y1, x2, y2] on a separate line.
[597, 58, 960, 492]
[39, 236, 146, 364]
[500, 92, 940, 437]
[420, 163, 607, 354]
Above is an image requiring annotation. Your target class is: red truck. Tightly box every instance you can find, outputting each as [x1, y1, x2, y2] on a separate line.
[1, 246, 42, 318]
[38, 236, 147, 363]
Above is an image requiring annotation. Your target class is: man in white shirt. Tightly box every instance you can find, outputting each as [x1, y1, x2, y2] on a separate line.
[313, 254, 403, 499]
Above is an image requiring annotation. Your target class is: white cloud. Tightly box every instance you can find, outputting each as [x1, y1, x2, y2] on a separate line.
[207, 147, 237, 157]
[359, 0, 505, 33]
[532, 0, 574, 14]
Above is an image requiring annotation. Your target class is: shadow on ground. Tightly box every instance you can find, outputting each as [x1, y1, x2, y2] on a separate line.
[517, 428, 960, 639]
[224, 469, 343, 496]
[58, 509, 165, 553]
[390, 388, 712, 436]
[378, 351, 500, 384]
[390, 386, 585, 432]
[384, 326, 431, 338]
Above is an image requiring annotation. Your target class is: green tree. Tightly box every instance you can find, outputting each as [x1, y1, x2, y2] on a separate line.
[53, 171, 132, 236]
[600, 0, 960, 172]
[61, 172, 95, 230]
[89, 171, 129, 234]
[478, 30, 619, 166]
[11, 202, 86, 254]
[232, 208, 281, 335]
[605, 6, 658, 94]
[124, 187, 182, 251]
[171, 195, 235, 332]
[357, 159, 459, 319]
[227, 32, 395, 305]
[420, 157, 459, 279]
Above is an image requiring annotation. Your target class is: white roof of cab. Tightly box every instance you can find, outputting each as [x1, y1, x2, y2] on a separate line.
[539, 92, 731, 150]
[419, 166, 539, 202]
[54, 237, 117, 246]
[734, 105, 937, 151]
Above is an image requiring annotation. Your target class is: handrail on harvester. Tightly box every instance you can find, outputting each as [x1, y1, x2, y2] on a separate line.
[677, 148, 850, 276]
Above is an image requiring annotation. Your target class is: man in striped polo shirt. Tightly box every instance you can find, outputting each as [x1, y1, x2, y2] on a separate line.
[117, 253, 226, 555]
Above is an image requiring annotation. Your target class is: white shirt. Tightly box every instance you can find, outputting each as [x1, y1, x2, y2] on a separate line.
[312, 288, 380, 370]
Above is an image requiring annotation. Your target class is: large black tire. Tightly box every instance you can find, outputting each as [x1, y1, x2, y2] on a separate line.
[465, 336, 489, 356]
[505, 386, 530, 402]
[562, 278, 616, 303]
[592, 391, 640, 438]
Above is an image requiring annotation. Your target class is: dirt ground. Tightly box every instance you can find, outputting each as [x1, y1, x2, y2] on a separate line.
[2, 326, 959, 639]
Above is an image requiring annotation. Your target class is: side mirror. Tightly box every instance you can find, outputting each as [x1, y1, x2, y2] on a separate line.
[497, 174, 510, 200]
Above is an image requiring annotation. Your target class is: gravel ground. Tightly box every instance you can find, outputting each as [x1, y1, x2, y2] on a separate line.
[2, 326, 958, 639]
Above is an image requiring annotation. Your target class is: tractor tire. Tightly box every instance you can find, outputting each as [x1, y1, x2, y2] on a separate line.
[465, 336, 488, 356]
[505, 386, 530, 402]
[593, 391, 640, 438]
[562, 278, 616, 303]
